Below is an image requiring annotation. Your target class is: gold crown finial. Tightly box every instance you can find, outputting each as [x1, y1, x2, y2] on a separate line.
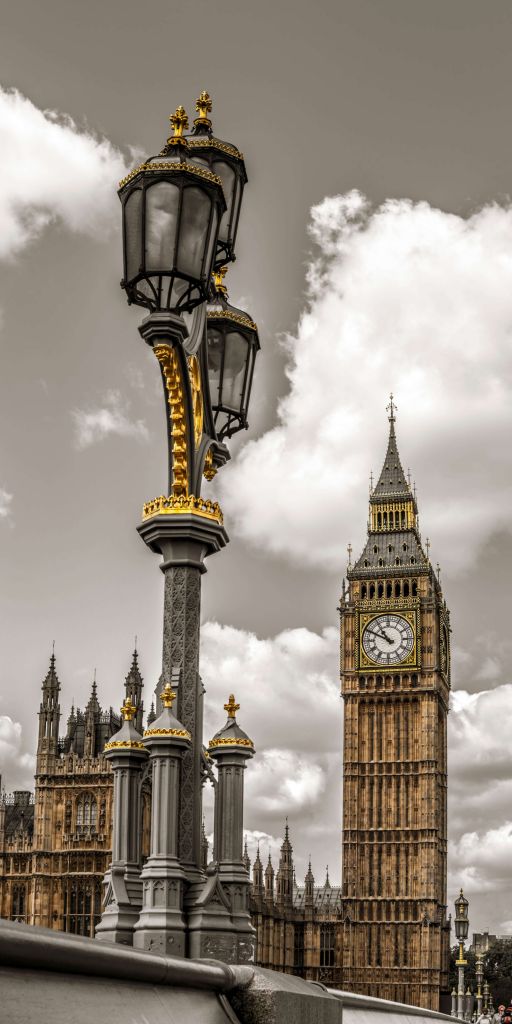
[213, 265, 228, 293]
[195, 90, 213, 127]
[168, 106, 189, 146]
[160, 682, 177, 709]
[121, 697, 137, 722]
[224, 694, 240, 719]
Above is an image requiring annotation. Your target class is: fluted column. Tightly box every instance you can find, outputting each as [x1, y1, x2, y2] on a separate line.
[96, 697, 148, 945]
[133, 683, 191, 956]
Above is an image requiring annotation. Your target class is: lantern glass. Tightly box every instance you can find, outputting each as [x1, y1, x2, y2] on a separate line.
[206, 327, 223, 407]
[145, 181, 180, 271]
[178, 186, 211, 277]
[124, 188, 142, 280]
[214, 161, 236, 244]
[222, 331, 249, 411]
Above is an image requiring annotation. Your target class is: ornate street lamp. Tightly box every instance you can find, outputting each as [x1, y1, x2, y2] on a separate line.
[101, 96, 259, 962]
[207, 266, 260, 440]
[187, 90, 247, 268]
[455, 889, 470, 1020]
[119, 105, 226, 314]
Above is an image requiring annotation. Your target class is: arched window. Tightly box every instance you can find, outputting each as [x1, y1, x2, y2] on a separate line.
[378, 558, 384, 567]
[11, 884, 27, 922]
[395, 582, 401, 597]
[403, 582, 410, 597]
[378, 583, 384, 598]
[412, 581, 417, 597]
[361, 584, 367, 599]
[377, 513, 381, 528]
[386, 582, 392, 598]
[370, 583, 376, 599]
[76, 793, 97, 830]
[401, 510, 406, 526]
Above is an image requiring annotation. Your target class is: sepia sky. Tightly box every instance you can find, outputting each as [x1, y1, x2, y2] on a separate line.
[2, 0, 512, 935]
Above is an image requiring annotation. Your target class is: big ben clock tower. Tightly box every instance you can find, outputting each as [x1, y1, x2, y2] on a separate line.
[340, 398, 450, 1011]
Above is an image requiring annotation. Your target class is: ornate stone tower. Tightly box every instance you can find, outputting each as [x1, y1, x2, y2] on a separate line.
[340, 399, 450, 1010]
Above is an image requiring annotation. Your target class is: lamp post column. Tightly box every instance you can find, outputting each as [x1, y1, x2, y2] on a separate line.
[476, 956, 483, 1017]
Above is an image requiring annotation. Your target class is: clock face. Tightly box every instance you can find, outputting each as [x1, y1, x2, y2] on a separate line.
[362, 614, 414, 666]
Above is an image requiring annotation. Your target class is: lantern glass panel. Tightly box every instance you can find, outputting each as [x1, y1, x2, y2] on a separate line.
[206, 327, 223, 407]
[178, 186, 211, 278]
[124, 188, 142, 280]
[145, 181, 180, 271]
[213, 160, 236, 242]
[222, 331, 249, 412]
[204, 207, 219, 278]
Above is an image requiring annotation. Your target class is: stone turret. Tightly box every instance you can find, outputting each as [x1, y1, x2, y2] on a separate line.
[37, 650, 61, 769]
[265, 853, 274, 905]
[304, 858, 315, 906]
[124, 648, 144, 734]
[133, 682, 191, 956]
[96, 696, 148, 945]
[276, 821, 294, 909]
[252, 845, 264, 898]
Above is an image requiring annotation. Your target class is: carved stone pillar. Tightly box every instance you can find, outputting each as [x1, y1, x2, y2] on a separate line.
[187, 695, 255, 962]
[96, 698, 148, 945]
[133, 683, 190, 956]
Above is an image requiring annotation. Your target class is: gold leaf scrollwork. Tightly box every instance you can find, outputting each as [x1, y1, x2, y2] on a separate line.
[154, 345, 188, 498]
[188, 355, 203, 449]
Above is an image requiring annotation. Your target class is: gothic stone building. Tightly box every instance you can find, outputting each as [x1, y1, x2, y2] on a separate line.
[0, 410, 451, 1008]
[0, 650, 150, 936]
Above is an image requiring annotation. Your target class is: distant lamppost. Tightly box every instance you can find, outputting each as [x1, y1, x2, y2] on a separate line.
[476, 954, 484, 1017]
[483, 980, 490, 1016]
[99, 93, 260, 960]
[455, 889, 470, 1020]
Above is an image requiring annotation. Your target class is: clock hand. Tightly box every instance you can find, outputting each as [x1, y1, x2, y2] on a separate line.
[366, 628, 393, 645]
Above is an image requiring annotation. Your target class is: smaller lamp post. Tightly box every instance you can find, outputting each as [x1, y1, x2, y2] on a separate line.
[483, 980, 490, 1015]
[455, 888, 470, 1020]
[476, 955, 484, 1017]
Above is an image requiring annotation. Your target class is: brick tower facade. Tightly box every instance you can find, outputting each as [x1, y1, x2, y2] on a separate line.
[339, 400, 451, 1009]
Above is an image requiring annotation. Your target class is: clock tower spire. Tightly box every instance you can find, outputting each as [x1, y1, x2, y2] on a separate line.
[339, 399, 450, 1010]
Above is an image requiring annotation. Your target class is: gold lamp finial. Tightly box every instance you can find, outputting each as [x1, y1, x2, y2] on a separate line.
[121, 696, 137, 722]
[160, 682, 177, 709]
[224, 694, 240, 719]
[195, 90, 213, 127]
[213, 265, 228, 293]
[168, 106, 189, 145]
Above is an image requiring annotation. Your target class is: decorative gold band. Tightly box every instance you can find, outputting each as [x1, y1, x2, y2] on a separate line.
[207, 310, 257, 332]
[119, 161, 223, 191]
[142, 494, 223, 524]
[144, 727, 191, 739]
[104, 740, 145, 751]
[187, 138, 244, 161]
[209, 737, 254, 750]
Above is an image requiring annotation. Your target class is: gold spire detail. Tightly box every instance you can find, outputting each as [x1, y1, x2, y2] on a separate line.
[224, 694, 240, 719]
[160, 683, 177, 709]
[194, 90, 213, 128]
[120, 697, 137, 722]
[167, 105, 189, 146]
[213, 265, 228, 294]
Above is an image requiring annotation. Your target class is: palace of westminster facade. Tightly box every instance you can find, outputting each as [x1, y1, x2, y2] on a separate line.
[0, 410, 451, 1009]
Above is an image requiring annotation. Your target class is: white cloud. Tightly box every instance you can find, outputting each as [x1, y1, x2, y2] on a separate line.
[201, 621, 339, 756]
[0, 85, 131, 259]
[72, 389, 149, 449]
[0, 716, 35, 790]
[220, 191, 512, 575]
[0, 487, 13, 520]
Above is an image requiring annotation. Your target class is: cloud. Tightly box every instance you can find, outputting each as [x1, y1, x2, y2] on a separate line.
[220, 191, 512, 576]
[72, 389, 149, 449]
[0, 716, 35, 790]
[201, 621, 340, 757]
[0, 487, 13, 521]
[0, 85, 131, 259]
[200, 621, 341, 876]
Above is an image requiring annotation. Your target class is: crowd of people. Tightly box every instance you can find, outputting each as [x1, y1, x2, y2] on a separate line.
[475, 1003, 512, 1024]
